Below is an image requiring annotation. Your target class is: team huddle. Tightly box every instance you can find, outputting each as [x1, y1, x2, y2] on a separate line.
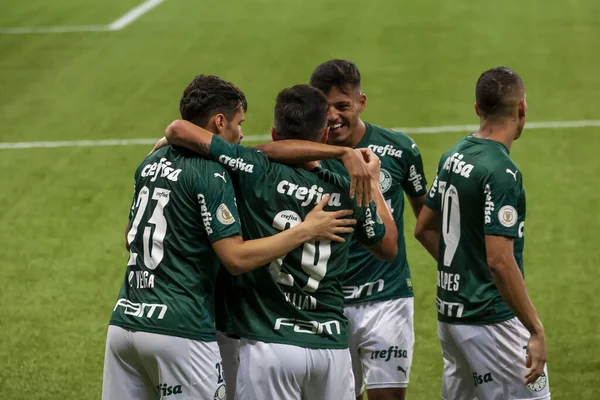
[102, 60, 551, 400]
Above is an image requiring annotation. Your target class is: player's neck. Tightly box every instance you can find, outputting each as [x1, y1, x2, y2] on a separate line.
[344, 120, 367, 148]
[475, 120, 517, 151]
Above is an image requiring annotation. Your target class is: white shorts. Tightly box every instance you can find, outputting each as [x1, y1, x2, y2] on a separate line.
[236, 338, 355, 400]
[216, 331, 239, 400]
[439, 318, 551, 400]
[102, 325, 227, 400]
[344, 297, 414, 396]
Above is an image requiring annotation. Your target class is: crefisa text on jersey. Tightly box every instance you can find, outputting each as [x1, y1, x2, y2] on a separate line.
[141, 158, 182, 182]
[443, 153, 474, 178]
[277, 180, 342, 207]
[367, 144, 403, 158]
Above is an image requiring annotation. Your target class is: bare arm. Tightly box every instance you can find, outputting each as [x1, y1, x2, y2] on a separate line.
[408, 194, 426, 218]
[255, 140, 371, 207]
[212, 195, 356, 275]
[486, 235, 546, 384]
[414, 204, 440, 261]
[165, 120, 214, 155]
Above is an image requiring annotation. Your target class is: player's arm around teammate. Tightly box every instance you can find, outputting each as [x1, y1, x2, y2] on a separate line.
[160, 122, 374, 207]
[212, 193, 356, 274]
[166, 118, 398, 261]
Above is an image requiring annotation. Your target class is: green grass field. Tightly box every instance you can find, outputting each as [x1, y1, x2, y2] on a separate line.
[1, 0, 599, 398]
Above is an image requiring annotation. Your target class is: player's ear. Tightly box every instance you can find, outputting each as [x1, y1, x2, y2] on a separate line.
[474, 102, 481, 117]
[358, 92, 367, 113]
[519, 95, 527, 118]
[320, 127, 329, 144]
[214, 114, 226, 134]
[271, 127, 279, 142]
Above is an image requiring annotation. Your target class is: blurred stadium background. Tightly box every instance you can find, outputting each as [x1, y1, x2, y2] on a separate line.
[1, 0, 599, 398]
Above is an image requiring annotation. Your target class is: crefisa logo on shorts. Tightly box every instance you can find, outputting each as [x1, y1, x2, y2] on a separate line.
[156, 383, 182, 396]
[472, 372, 494, 387]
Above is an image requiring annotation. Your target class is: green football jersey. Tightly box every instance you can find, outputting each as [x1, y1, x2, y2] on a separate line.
[424, 136, 526, 325]
[109, 146, 242, 341]
[208, 136, 386, 349]
[321, 123, 428, 304]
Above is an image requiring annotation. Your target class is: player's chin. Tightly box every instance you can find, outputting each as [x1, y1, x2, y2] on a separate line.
[328, 126, 350, 144]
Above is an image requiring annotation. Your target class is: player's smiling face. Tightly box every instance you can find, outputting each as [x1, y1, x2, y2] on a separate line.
[221, 107, 246, 144]
[325, 86, 366, 146]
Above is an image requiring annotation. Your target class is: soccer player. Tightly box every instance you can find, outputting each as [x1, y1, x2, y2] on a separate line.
[278, 60, 427, 400]
[102, 75, 357, 400]
[163, 84, 399, 400]
[414, 67, 550, 400]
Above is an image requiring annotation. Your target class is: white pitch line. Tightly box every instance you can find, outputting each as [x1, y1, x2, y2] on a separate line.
[1, 120, 599, 150]
[0, 25, 108, 34]
[108, 0, 167, 31]
[0, 0, 167, 35]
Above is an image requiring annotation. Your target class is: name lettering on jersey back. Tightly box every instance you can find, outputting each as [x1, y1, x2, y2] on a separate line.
[437, 271, 460, 292]
[274, 318, 341, 335]
[368, 144, 403, 158]
[141, 158, 182, 182]
[218, 155, 254, 173]
[284, 292, 317, 310]
[408, 165, 424, 192]
[197, 194, 213, 235]
[276, 180, 342, 207]
[443, 153, 474, 178]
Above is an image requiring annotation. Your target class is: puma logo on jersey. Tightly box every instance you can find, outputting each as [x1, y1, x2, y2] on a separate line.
[218, 155, 254, 173]
[367, 144, 403, 158]
[277, 180, 342, 207]
[214, 172, 227, 182]
[197, 194, 214, 235]
[506, 168, 518, 181]
[141, 158, 182, 182]
[443, 153, 474, 178]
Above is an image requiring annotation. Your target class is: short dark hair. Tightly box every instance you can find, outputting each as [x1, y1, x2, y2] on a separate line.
[475, 67, 524, 119]
[179, 75, 247, 127]
[310, 59, 361, 95]
[274, 85, 328, 141]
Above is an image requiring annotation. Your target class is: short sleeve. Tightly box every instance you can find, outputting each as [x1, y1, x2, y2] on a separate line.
[424, 157, 443, 211]
[208, 135, 269, 185]
[401, 140, 428, 198]
[195, 165, 243, 243]
[354, 201, 386, 246]
[482, 166, 522, 238]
